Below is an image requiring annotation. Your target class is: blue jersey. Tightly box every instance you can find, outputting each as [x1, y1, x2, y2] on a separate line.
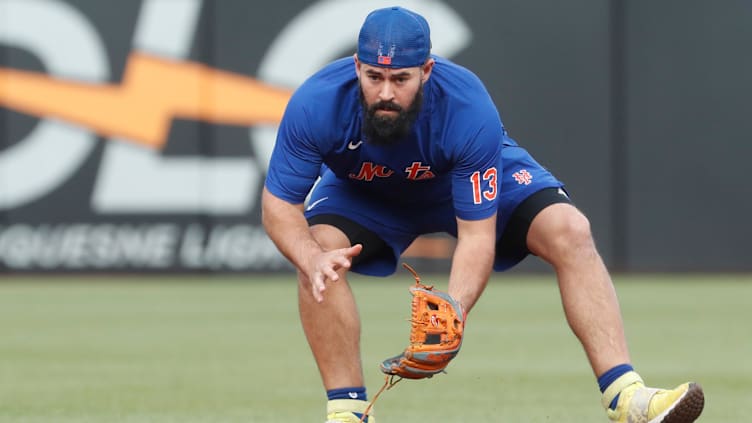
[266, 56, 515, 221]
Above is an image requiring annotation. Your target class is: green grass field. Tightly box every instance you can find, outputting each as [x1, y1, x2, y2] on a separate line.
[1, 273, 750, 422]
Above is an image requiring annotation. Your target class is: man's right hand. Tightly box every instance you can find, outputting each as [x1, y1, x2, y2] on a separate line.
[308, 244, 363, 302]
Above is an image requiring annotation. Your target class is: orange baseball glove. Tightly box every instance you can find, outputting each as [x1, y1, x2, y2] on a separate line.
[380, 264, 465, 379]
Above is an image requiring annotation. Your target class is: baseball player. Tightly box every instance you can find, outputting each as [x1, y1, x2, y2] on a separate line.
[262, 6, 704, 423]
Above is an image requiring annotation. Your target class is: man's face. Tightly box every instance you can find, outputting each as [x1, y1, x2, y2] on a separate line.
[356, 57, 434, 146]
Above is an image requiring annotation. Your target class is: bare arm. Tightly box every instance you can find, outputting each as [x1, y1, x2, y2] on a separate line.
[447, 213, 497, 315]
[261, 187, 362, 302]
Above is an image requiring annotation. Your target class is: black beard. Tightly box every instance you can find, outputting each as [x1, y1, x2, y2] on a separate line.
[360, 85, 423, 146]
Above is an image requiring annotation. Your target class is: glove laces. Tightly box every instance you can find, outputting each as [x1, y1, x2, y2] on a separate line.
[359, 375, 403, 423]
[358, 264, 419, 422]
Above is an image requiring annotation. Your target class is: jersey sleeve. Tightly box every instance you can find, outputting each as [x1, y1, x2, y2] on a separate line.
[450, 117, 503, 221]
[264, 91, 324, 204]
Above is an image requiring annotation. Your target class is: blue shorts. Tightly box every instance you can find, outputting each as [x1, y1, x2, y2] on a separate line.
[304, 145, 565, 276]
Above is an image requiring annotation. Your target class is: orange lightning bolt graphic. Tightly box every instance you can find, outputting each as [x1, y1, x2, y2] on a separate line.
[0, 52, 292, 150]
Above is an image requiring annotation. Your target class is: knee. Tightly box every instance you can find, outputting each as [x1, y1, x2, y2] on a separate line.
[528, 204, 598, 263]
[558, 210, 594, 251]
[310, 223, 351, 251]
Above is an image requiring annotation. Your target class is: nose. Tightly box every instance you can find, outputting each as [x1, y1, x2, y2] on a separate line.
[378, 81, 394, 102]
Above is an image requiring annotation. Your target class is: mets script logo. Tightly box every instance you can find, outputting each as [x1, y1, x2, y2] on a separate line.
[349, 163, 395, 181]
[405, 162, 435, 180]
[348, 161, 436, 182]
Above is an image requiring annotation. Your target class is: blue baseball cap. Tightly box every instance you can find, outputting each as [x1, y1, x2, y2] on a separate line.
[357, 6, 431, 68]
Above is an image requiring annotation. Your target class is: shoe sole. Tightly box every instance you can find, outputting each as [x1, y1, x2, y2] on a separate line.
[654, 383, 705, 423]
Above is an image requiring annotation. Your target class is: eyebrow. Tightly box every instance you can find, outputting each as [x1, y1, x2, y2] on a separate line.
[365, 69, 413, 78]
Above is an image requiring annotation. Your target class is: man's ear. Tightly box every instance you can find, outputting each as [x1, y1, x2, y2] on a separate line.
[353, 53, 361, 80]
[421, 58, 435, 83]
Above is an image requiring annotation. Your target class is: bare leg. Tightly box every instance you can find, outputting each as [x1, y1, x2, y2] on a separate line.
[526, 203, 630, 377]
[298, 224, 364, 389]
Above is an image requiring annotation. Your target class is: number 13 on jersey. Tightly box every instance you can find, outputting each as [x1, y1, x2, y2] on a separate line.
[470, 168, 498, 204]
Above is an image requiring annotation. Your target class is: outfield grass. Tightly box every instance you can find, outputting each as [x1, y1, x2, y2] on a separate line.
[0, 273, 750, 422]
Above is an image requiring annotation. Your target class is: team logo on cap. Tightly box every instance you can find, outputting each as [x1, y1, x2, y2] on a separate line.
[376, 44, 396, 65]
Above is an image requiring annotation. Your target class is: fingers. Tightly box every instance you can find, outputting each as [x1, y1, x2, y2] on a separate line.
[326, 244, 361, 273]
[309, 244, 362, 303]
[348, 243, 363, 257]
[311, 272, 326, 303]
